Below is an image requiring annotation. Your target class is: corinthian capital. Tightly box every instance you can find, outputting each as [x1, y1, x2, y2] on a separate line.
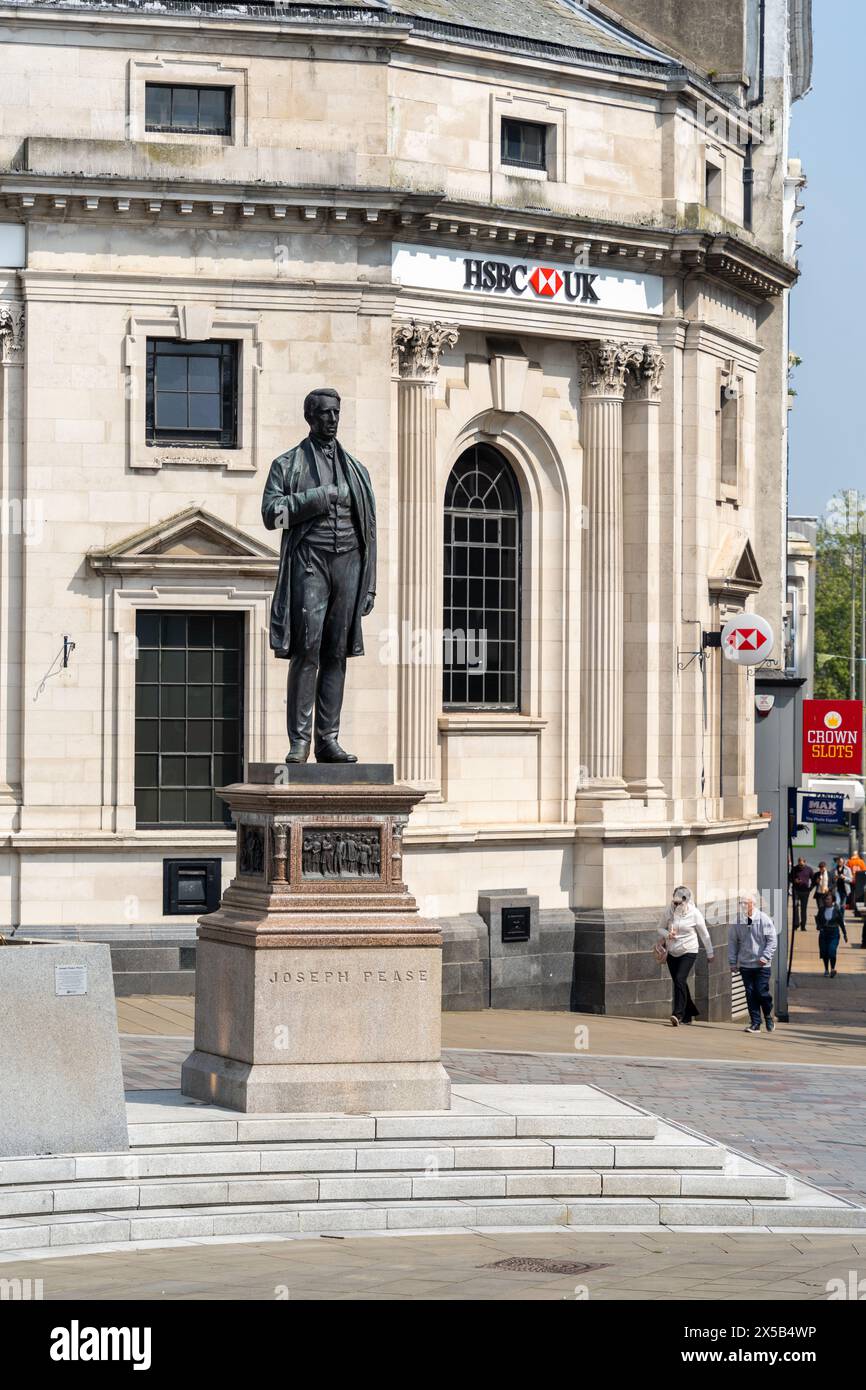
[627, 344, 665, 401]
[578, 340, 644, 399]
[392, 319, 459, 381]
[0, 303, 24, 364]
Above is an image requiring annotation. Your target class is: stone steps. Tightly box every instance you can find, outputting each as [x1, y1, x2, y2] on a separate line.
[1, 1083, 864, 1255]
[3, 1187, 865, 1255]
[0, 1154, 790, 1221]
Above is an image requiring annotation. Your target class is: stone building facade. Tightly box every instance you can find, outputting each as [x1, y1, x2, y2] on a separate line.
[0, 0, 806, 1015]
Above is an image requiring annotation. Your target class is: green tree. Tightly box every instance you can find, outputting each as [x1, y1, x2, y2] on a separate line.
[814, 491, 866, 699]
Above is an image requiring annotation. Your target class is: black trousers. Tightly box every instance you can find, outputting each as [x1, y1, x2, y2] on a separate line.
[792, 889, 811, 931]
[286, 543, 361, 749]
[666, 952, 699, 1022]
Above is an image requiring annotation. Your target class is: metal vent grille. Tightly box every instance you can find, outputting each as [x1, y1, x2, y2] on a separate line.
[481, 1257, 609, 1275]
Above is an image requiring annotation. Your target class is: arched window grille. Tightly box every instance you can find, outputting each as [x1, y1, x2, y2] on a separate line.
[443, 443, 521, 709]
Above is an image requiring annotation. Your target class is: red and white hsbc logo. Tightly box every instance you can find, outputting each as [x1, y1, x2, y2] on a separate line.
[464, 258, 597, 303]
[721, 613, 775, 665]
[529, 266, 564, 297]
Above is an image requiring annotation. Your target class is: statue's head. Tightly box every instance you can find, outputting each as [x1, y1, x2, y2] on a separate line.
[304, 387, 341, 442]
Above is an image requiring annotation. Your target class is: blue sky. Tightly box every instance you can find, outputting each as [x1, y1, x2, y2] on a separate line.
[788, 0, 863, 518]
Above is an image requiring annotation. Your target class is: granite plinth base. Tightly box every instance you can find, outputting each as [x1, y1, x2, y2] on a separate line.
[181, 1054, 451, 1114]
[181, 776, 450, 1114]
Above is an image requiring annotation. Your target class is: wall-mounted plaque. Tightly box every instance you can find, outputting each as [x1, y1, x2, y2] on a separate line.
[55, 964, 88, 997]
[501, 905, 531, 943]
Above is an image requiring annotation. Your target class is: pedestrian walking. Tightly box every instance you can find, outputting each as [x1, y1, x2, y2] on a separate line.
[655, 886, 714, 1027]
[789, 856, 814, 933]
[816, 890, 847, 978]
[847, 848, 865, 880]
[728, 894, 777, 1035]
[833, 856, 853, 911]
[812, 861, 830, 902]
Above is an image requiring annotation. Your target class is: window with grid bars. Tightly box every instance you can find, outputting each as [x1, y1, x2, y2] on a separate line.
[146, 339, 238, 448]
[134, 611, 244, 828]
[443, 445, 521, 710]
[145, 83, 232, 135]
[501, 117, 548, 171]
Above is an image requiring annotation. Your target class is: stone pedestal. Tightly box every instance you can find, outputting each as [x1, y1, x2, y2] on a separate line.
[181, 765, 451, 1114]
[0, 941, 128, 1158]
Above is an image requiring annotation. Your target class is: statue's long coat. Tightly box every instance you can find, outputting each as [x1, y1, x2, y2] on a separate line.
[261, 437, 377, 659]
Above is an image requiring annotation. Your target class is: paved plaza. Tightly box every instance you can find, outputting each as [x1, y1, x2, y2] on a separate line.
[2, 928, 860, 1301]
[8, 1229, 866, 1302]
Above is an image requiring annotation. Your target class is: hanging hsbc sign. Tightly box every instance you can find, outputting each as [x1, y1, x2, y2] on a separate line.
[721, 613, 775, 665]
[391, 243, 663, 316]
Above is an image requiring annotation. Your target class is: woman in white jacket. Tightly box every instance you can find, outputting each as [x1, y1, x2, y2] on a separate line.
[657, 886, 715, 1027]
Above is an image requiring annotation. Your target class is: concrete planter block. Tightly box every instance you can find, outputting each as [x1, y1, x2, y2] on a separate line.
[0, 941, 128, 1159]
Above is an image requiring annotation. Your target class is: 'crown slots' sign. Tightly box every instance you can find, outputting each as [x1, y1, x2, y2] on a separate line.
[802, 700, 863, 776]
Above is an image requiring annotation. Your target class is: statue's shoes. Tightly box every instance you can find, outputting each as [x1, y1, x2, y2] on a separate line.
[315, 739, 358, 763]
[286, 741, 311, 764]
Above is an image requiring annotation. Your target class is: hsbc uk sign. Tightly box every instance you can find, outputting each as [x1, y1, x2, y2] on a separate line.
[391, 244, 663, 316]
[463, 259, 601, 304]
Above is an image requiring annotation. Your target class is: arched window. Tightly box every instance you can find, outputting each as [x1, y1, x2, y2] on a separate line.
[443, 443, 521, 709]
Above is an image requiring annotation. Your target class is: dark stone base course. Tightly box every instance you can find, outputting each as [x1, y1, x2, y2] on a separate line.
[244, 762, 395, 786]
[440, 902, 733, 1020]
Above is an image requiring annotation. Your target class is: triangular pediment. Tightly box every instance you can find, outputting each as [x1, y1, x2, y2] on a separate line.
[709, 534, 763, 600]
[88, 506, 278, 576]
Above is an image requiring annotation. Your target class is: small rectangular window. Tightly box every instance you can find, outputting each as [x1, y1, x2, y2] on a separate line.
[705, 160, 723, 214]
[146, 339, 238, 448]
[719, 380, 740, 491]
[501, 118, 548, 172]
[145, 83, 232, 135]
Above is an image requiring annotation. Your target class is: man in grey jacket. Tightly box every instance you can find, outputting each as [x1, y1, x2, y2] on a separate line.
[728, 894, 777, 1035]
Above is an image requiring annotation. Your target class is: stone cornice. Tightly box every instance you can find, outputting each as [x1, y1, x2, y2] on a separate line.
[2, 180, 798, 303]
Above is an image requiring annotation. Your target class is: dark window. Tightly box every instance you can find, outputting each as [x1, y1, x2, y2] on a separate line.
[135, 611, 244, 828]
[501, 118, 547, 171]
[443, 444, 521, 711]
[145, 83, 232, 135]
[146, 339, 238, 448]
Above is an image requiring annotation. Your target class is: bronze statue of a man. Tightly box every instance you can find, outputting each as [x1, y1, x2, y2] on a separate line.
[262, 389, 376, 763]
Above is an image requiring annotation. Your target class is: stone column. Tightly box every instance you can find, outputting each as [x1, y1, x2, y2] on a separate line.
[623, 345, 666, 800]
[391, 320, 458, 788]
[577, 341, 642, 799]
[0, 304, 24, 828]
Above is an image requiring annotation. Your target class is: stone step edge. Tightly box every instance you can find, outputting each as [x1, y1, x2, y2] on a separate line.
[1, 1139, 724, 1185]
[123, 1124, 663, 1149]
[0, 1167, 790, 1215]
[2, 1195, 865, 1254]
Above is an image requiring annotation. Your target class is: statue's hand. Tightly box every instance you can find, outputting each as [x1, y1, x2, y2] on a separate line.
[361, 593, 375, 618]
